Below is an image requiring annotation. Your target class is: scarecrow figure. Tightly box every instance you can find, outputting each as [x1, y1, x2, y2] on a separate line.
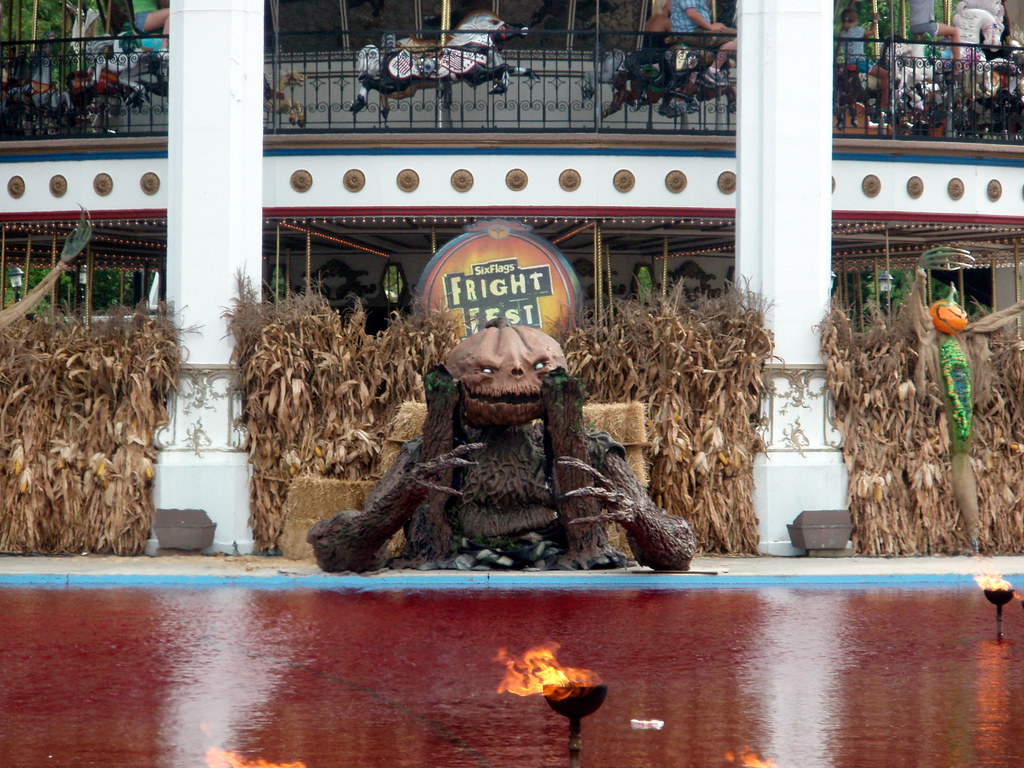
[308, 318, 697, 572]
[910, 247, 1024, 552]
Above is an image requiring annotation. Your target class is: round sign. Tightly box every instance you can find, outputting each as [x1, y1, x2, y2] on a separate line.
[415, 219, 582, 337]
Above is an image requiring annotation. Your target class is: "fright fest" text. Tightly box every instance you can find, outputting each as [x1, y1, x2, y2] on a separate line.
[443, 258, 553, 332]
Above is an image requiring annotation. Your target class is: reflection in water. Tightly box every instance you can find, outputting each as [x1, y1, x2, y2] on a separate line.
[155, 589, 296, 768]
[744, 589, 843, 768]
[3, 586, 1024, 767]
[975, 639, 1011, 762]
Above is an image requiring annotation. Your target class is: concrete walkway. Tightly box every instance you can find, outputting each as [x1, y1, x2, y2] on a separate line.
[2, 551, 1023, 589]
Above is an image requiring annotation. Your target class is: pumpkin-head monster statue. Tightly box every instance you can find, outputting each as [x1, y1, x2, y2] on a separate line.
[445, 318, 567, 427]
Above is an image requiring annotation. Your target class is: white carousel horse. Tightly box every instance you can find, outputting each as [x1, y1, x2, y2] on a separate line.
[953, 0, 1016, 98]
[350, 11, 538, 118]
[1, 40, 73, 133]
[953, 0, 1005, 52]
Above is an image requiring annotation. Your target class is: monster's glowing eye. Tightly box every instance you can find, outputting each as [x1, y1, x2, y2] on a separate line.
[482, 367, 494, 374]
[533, 361, 546, 370]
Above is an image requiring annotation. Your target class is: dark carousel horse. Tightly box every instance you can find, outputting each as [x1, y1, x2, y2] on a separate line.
[583, 41, 734, 119]
[349, 11, 538, 119]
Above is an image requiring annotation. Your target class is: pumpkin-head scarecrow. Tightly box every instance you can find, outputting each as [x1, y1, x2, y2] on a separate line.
[309, 318, 696, 573]
[911, 248, 1024, 552]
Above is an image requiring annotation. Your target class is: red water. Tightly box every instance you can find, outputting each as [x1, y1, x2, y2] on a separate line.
[1, 586, 1022, 768]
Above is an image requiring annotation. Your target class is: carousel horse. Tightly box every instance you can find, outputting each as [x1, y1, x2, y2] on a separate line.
[583, 42, 730, 119]
[952, 0, 1022, 132]
[72, 25, 168, 117]
[1, 41, 74, 134]
[349, 11, 538, 118]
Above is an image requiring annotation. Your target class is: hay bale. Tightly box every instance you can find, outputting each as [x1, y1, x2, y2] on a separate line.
[583, 402, 649, 486]
[378, 401, 429, 472]
[280, 477, 376, 560]
[377, 400, 649, 483]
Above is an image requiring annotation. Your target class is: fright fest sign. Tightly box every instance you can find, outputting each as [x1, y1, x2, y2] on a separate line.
[415, 219, 582, 336]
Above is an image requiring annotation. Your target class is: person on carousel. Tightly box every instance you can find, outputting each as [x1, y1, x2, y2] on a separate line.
[133, 0, 170, 49]
[908, 0, 962, 61]
[838, 4, 880, 74]
[670, 0, 737, 89]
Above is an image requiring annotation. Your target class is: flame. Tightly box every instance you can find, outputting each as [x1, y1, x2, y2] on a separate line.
[495, 643, 600, 697]
[725, 747, 778, 767]
[974, 572, 1012, 592]
[205, 747, 307, 768]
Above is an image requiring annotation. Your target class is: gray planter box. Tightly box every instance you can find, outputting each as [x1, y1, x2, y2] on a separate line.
[787, 510, 852, 552]
[154, 508, 216, 551]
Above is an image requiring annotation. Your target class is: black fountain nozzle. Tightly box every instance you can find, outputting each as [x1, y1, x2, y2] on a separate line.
[983, 588, 1014, 642]
[984, 588, 1014, 607]
[543, 683, 607, 719]
[543, 684, 607, 768]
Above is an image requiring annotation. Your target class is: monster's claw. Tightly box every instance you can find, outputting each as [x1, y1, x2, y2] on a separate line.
[919, 246, 975, 272]
[411, 442, 483, 495]
[557, 456, 610, 486]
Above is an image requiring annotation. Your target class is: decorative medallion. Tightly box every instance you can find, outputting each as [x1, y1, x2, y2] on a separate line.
[907, 176, 924, 199]
[7, 176, 25, 199]
[861, 174, 881, 198]
[987, 179, 1002, 202]
[451, 169, 474, 192]
[613, 169, 636, 193]
[397, 168, 419, 192]
[49, 175, 67, 198]
[559, 169, 581, 191]
[343, 169, 365, 193]
[717, 171, 736, 194]
[140, 172, 160, 195]
[665, 170, 687, 194]
[948, 177, 965, 201]
[93, 173, 113, 196]
[290, 169, 313, 193]
[505, 168, 528, 191]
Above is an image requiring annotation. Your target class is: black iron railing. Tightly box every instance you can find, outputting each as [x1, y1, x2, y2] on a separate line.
[833, 37, 1024, 142]
[263, 29, 736, 134]
[3, 29, 1022, 142]
[1, 34, 168, 138]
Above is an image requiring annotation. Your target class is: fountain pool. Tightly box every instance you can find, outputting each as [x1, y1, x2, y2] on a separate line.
[1, 585, 1022, 768]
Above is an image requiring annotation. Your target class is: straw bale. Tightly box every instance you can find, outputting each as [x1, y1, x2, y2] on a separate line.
[583, 402, 649, 485]
[376, 400, 648, 482]
[280, 477, 377, 560]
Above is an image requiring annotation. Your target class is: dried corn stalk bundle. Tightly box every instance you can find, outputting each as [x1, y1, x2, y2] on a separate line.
[0, 310, 179, 554]
[822, 306, 1024, 554]
[227, 286, 461, 549]
[564, 286, 772, 554]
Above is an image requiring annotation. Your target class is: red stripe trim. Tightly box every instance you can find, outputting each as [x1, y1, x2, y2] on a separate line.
[0, 209, 167, 222]
[833, 210, 1024, 225]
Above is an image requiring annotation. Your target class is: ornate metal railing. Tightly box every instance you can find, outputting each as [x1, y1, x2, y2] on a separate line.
[3, 29, 1022, 142]
[0, 34, 168, 138]
[833, 37, 1024, 142]
[263, 29, 735, 134]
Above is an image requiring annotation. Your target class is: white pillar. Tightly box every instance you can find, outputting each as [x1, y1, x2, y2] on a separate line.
[153, 0, 265, 554]
[736, 1, 847, 555]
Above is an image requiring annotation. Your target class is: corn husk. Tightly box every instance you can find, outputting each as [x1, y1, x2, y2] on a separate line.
[0, 309, 179, 554]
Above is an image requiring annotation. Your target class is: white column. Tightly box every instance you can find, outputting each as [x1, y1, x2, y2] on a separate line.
[736, 1, 847, 554]
[153, 0, 264, 554]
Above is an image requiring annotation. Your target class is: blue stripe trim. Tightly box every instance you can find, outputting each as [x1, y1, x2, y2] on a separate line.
[265, 146, 737, 159]
[0, 571, 1012, 590]
[834, 151, 1024, 168]
[0, 151, 167, 163]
